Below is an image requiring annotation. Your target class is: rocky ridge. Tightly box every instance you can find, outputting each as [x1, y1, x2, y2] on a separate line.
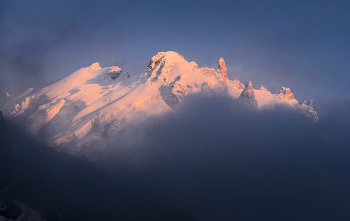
[0, 51, 318, 155]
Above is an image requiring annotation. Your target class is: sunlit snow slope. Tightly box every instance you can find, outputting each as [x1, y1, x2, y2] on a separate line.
[0, 51, 318, 155]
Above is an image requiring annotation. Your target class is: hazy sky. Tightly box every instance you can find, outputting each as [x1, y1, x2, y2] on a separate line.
[1, 0, 349, 108]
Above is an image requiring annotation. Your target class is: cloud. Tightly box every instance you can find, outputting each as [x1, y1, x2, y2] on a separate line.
[2, 92, 350, 220]
[101, 95, 350, 220]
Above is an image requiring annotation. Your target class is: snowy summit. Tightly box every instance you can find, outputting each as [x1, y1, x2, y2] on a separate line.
[0, 51, 318, 155]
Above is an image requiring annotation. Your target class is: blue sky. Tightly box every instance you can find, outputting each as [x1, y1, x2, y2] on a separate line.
[1, 0, 349, 109]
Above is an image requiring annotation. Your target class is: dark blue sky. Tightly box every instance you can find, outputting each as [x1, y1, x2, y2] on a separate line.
[1, 0, 349, 109]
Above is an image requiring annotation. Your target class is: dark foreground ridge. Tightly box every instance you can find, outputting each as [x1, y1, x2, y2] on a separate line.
[0, 111, 199, 221]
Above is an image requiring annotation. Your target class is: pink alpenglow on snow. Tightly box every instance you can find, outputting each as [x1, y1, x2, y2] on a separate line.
[0, 51, 318, 155]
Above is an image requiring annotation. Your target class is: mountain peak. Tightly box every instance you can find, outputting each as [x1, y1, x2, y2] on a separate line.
[298, 99, 318, 121]
[278, 87, 295, 100]
[218, 58, 226, 69]
[308, 99, 314, 108]
[148, 52, 165, 69]
[162, 51, 186, 62]
[148, 51, 187, 69]
[89, 62, 101, 70]
[217, 58, 228, 79]
[233, 78, 245, 90]
[260, 85, 268, 91]
[247, 81, 253, 89]
[240, 81, 258, 107]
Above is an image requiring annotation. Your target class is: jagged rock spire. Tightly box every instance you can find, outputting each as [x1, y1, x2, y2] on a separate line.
[239, 81, 258, 108]
[279, 87, 295, 100]
[298, 99, 318, 122]
[305, 99, 318, 122]
[260, 85, 267, 91]
[217, 58, 228, 79]
[308, 99, 314, 108]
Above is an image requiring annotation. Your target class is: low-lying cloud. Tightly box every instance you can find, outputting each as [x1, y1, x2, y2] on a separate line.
[102, 95, 350, 221]
[2, 94, 350, 221]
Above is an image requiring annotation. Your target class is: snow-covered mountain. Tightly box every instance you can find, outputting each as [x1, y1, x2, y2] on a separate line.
[0, 51, 318, 155]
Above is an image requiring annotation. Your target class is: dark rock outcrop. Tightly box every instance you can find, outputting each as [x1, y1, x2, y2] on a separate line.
[239, 81, 258, 108]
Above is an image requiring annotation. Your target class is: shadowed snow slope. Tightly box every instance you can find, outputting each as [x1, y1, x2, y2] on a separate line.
[0, 51, 318, 156]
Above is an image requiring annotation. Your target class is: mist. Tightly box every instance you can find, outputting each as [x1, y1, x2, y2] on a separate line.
[1, 94, 350, 220]
[97, 95, 350, 220]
